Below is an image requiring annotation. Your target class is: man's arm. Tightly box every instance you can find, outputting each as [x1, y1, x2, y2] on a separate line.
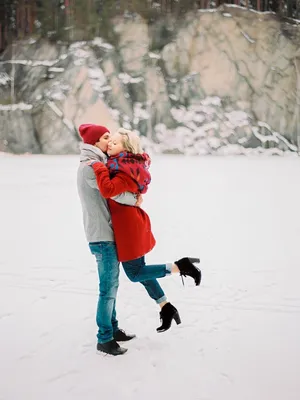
[111, 192, 137, 206]
[83, 165, 137, 206]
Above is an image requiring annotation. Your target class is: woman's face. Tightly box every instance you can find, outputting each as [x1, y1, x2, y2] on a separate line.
[94, 132, 110, 152]
[107, 133, 125, 156]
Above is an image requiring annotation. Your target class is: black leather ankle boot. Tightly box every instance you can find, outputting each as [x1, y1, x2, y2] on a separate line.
[157, 303, 181, 333]
[175, 257, 201, 286]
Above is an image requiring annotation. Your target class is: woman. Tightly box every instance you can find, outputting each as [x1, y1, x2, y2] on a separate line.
[88, 128, 201, 332]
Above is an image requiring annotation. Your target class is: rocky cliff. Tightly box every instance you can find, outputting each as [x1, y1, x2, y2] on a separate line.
[0, 6, 299, 155]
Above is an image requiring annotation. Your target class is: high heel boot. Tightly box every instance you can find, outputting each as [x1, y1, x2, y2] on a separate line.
[175, 257, 201, 286]
[156, 303, 181, 333]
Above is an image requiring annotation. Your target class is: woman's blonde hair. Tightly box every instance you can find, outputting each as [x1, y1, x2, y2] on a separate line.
[117, 128, 143, 154]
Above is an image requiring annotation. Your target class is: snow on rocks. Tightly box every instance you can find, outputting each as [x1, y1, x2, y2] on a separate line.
[142, 96, 298, 156]
[92, 37, 114, 50]
[0, 35, 298, 156]
[0, 72, 11, 85]
[0, 103, 33, 111]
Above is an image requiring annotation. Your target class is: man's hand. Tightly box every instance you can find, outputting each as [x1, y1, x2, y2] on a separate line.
[135, 193, 143, 208]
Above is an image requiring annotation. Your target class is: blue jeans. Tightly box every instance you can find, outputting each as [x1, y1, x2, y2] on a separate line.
[89, 241, 119, 344]
[122, 256, 171, 304]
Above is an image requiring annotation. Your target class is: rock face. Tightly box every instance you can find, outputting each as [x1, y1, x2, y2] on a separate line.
[161, 8, 300, 140]
[0, 6, 299, 155]
[0, 104, 40, 154]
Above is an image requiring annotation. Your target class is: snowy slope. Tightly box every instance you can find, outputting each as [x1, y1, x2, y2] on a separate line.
[0, 155, 300, 400]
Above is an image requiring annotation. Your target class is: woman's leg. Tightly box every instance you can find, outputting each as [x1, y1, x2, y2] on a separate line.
[122, 256, 199, 281]
[122, 256, 172, 282]
[122, 256, 170, 304]
[140, 279, 168, 306]
[122, 256, 202, 292]
[122, 257, 182, 332]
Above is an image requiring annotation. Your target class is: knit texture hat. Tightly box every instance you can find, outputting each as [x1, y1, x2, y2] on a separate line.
[79, 124, 110, 145]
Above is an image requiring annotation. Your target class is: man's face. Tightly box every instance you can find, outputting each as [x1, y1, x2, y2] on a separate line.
[94, 132, 110, 152]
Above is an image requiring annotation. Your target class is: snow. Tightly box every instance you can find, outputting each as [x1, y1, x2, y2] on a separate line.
[240, 30, 256, 44]
[196, 4, 300, 24]
[88, 67, 107, 92]
[225, 111, 249, 127]
[169, 94, 178, 101]
[118, 73, 144, 85]
[62, 118, 75, 132]
[0, 72, 11, 85]
[198, 8, 217, 14]
[46, 100, 63, 118]
[108, 107, 120, 121]
[34, 20, 42, 29]
[0, 155, 300, 400]
[88, 68, 106, 82]
[273, 132, 298, 152]
[149, 52, 161, 60]
[69, 43, 91, 65]
[0, 52, 68, 67]
[133, 103, 150, 121]
[157, 98, 297, 156]
[256, 123, 298, 151]
[99, 85, 112, 93]
[121, 122, 131, 130]
[92, 37, 114, 50]
[222, 4, 276, 16]
[201, 96, 222, 107]
[0, 103, 33, 111]
[50, 92, 65, 101]
[1, 59, 55, 67]
[48, 67, 65, 73]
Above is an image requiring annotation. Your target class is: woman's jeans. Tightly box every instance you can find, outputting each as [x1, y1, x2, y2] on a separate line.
[89, 241, 119, 344]
[122, 256, 171, 304]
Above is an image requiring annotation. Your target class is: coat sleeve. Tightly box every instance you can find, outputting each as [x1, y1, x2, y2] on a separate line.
[111, 191, 137, 206]
[83, 165, 99, 189]
[92, 163, 138, 198]
[84, 163, 137, 205]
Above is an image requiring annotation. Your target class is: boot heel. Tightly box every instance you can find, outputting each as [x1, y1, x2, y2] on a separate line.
[174, 312, 181, 325]
[188, 257, 200, 264]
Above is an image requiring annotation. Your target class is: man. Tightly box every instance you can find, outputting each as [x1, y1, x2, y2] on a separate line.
[77, 124, 138, 356]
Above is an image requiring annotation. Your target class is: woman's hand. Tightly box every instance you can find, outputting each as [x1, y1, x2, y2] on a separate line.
[135, 193, 143, 208]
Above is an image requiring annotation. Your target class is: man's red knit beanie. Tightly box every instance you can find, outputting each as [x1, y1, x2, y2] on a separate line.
[79, 124, 110, 145]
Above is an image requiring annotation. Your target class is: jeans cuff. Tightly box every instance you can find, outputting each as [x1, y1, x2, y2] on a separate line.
[165, 263, 172, 275]
[156, 295, 167, 304]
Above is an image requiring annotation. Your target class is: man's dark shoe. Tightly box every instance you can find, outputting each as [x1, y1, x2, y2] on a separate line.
[97, 339, 127, 356]
[114, 329, 136, 342]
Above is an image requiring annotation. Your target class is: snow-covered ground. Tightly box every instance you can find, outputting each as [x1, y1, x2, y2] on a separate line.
[0, 154, 300, 400]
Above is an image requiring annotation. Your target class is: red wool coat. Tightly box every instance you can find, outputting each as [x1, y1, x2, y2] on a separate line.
[92, 163, 156, 262]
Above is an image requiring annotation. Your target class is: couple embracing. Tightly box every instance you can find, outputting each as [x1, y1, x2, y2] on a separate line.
[77, 124, 201, 356]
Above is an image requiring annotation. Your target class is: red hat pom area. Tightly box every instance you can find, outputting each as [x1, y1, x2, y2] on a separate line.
[79, 124, 110, 145]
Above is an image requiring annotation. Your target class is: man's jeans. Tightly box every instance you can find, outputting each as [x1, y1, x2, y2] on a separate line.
[89, 241, 119, 344]
[122, 256, 171, 304]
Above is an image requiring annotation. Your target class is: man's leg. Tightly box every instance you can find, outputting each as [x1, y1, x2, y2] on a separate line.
[89, 242, 119, 344]
[111, 299, 118, 335]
